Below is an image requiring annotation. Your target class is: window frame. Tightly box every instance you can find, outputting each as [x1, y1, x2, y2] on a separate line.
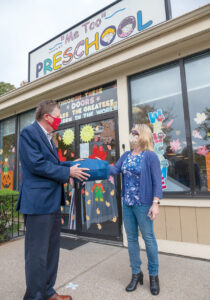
[128, 50, 210, 199]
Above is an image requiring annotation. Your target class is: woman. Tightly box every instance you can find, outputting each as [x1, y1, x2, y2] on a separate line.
[110, 124, 162, 296]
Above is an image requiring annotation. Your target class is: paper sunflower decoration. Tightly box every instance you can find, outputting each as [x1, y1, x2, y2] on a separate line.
[80, 125, 94, 143]
[62, 129, 74, 145]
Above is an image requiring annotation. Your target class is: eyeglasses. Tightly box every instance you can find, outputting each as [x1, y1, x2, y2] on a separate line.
[131, 130, 139, 136]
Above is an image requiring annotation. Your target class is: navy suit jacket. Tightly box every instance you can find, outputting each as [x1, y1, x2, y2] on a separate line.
[16, 121, 72, 215]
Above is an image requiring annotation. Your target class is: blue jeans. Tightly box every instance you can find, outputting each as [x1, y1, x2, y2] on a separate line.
[123, 204, 159, 276]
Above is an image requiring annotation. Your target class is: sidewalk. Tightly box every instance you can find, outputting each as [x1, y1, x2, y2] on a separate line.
[0, 237, 210, 300]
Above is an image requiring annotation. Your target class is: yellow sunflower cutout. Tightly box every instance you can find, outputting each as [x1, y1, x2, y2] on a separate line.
[62, 129, 74, 145]
[80, 125, 94, 143]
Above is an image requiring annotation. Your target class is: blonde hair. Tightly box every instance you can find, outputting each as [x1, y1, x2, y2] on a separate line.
[134, 124, 154, 151]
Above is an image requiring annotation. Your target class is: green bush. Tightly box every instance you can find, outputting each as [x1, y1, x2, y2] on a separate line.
[0, 189, 19, 243]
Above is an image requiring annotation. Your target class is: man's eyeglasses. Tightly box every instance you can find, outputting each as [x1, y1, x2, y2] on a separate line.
[131, 130, 139, 136]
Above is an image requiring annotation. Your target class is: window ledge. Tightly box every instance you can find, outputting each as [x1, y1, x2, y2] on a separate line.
[160, 199, 210, 207]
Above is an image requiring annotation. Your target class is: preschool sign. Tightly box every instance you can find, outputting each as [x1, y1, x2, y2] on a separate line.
[29, 0, 166, 81]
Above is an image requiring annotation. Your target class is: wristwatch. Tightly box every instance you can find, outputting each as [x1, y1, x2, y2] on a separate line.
[153, 199, 160, 204]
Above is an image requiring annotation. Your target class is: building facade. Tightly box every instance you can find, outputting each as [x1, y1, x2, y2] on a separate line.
[0, 0, 210, 258]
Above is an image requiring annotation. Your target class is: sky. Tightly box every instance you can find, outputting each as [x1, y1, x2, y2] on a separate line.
[1, 0, 210, 88]
[0, 0, 114, 88]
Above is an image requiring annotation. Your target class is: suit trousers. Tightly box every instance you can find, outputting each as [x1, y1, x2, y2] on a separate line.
[23, 211, 61, 300]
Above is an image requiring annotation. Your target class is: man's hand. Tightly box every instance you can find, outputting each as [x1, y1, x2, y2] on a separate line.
[147, 203, 159, 220]
[70, 164, 90, 181]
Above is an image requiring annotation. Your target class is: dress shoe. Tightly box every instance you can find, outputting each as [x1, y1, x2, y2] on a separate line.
[126, 271, 143, 292]
[48, 293, 72, 300]
[149, 275, 160, 295]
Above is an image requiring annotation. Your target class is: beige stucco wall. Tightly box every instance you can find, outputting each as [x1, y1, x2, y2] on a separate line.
[0, 5, 210, 258]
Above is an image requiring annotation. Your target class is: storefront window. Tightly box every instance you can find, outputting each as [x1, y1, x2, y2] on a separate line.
[130, 65, 190, 193]
[170, 0, 210, 18]
[0, 118, 16, 190]
[18, 110, 35, 188]
[185, 54, 210, 193]
[20, 110, 35, 131]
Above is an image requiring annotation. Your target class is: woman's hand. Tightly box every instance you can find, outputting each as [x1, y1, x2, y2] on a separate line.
[148, 203, 159, 220]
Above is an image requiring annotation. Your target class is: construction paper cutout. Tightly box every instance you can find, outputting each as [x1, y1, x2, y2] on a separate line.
[162, 177, 167, 189]
[3, 158, 9, 173]
[94, 137, 99, 142]
[206, 153, 210, 191]
[87, 199, 91, 205]
[109, 176, 114, 185]
[85, 191, 89, 196]
[58, 149, 66, 161]
[153, 132, 166, 144]
[197, 145, 209, 157]
[112, 216, 117, 222]
[176, 130, 181, 136]
[106, 201, 111, 207]
[149, 108, 168, 190]
[153, 122, 162, 133]
[63, 129, 74, 145]
[192, 130, 202, 139]
[80, 125, 94, 142]
[100, 120, 115, 144]
[89, 144, 107, 160]
[110, 189, 115, 196]
[166, 119, 174, 128]
[91, 182, 105, 202]
[1, 171, 13, 190]
[96, 208, 101, 215]
[86, 215, 90, 221]
[194, 112, 207, 124]
[154, 142, 164, 156]
[148, 109, 165, 124]
[97, 223, 102, 230]
[170, 139, 181, 152]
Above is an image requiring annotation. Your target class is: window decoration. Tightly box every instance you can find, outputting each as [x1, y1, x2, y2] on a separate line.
[148, 108, 168, 190]
[62, 129, 74, 145]
[80, 125, 94, 143]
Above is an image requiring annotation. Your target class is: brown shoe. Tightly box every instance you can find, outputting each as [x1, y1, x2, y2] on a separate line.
[48, 293, 72, 300]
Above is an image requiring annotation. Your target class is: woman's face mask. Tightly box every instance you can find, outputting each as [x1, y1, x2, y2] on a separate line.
[129, 129, 139, 144]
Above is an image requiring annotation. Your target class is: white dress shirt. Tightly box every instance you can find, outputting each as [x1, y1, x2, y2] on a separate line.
[37, 122, 53, 148]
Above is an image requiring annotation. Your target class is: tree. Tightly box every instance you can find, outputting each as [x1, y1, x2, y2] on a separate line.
[0, 82, 15, 96]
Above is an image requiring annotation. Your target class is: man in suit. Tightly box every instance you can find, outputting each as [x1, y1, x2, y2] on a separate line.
[17, 100, 90, 300]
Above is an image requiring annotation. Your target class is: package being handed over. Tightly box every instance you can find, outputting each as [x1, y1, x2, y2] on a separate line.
[71, 158, 110, 182]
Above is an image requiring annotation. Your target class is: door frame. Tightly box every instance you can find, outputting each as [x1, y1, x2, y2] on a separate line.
[59, 111, 122, 242]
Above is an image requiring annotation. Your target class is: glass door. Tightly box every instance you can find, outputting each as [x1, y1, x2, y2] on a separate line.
[78, 116, 121, 239]
[54, 114, 122, 240]
[53, 126, 76, 231]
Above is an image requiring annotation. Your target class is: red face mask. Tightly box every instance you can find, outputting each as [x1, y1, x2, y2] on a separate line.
[46, 114, 61, 131]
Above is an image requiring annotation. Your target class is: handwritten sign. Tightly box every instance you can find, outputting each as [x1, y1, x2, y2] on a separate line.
[59, 84, 117, 123]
